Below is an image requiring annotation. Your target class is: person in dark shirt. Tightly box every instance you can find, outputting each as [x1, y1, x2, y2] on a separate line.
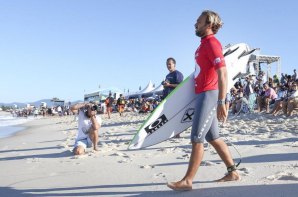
[162, 57, 184, 99]
[117, 94, 126, 116]
[162, 57, 184, 138]
[105, 93, 114, 119]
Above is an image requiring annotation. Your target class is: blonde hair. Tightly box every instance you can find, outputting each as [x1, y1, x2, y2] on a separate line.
[201, 10, 223, 34]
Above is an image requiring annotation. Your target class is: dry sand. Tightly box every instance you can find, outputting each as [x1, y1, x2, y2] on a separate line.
[0, 112, 297, 197]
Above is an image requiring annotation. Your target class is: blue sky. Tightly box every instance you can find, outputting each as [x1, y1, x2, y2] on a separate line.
[0, 0, 297, 103]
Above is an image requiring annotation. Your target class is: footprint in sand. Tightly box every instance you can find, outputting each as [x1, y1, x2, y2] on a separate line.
[254, 144, 267, 148]
[87, 151, 100, 157]
[110, 152, 132, 162]
[201, 161, 216, 166]
[26, 157, 40, 163]
[209, 150, 217, 155]
[236, 129, 247, 134]
[109, 152, 127, 157]
[265, 171, 298, 181]
[290, 141, 298, 147]
[159, 147, 177, 154]
[177, 153, 190, 160]
[238, 167, 251, 176]
[140, 165, 155, 169]
[118, 158, 132, 163]
[71, 154, 88, 159]
[154, 172, 167, 180]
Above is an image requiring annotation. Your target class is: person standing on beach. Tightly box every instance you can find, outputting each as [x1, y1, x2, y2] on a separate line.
[162, 57, 184, 138]
[117, 94, 126, 116]
[105, 93, 114, 119]
[71, 102, 102, 155]
[167, 10, 240, 191]
[162, 57, 184, 99]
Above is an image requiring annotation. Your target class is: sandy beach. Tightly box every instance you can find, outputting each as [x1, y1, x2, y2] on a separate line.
[0, 112, 297, 197]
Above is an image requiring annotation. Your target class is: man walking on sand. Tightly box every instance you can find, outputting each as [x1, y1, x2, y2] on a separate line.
[167, 10, 240, 191]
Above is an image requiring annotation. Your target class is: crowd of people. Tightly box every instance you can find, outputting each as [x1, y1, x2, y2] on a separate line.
[228, 69, 298, 117]
[9, 69, 297, 121]
[10, 105, 73, 118]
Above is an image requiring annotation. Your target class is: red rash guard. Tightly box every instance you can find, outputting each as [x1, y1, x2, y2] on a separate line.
[194, 34, 225, 94]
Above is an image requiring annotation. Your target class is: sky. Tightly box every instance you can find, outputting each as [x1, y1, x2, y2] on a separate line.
[0, 0, 297, 103]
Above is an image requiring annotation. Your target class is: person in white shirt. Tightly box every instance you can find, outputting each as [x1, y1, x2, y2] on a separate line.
[71, 102, 102, 155]
[57, 105, 62, 116]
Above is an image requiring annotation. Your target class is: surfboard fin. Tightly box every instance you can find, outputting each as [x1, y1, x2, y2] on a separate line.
[238, 48, 256, 59]
[224, 46, 239, 57]
[232, 72, 252, 80]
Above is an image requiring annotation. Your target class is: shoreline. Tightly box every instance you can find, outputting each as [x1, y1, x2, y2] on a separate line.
[0, 112, 297, 197]
[0, 112, 39, 139]
[0, 125, 26, 139]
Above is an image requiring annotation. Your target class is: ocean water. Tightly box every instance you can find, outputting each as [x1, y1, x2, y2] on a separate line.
[0, 114, 33, 138]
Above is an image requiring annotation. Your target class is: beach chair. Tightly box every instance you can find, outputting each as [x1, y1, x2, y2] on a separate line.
[241, 94, 256, 113]
[247, 93, 257, 113]
[230, 93, 256, 119]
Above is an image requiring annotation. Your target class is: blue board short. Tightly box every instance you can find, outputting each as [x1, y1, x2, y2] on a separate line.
[74, 137, 93, 150]
[191, 90, 220, 143]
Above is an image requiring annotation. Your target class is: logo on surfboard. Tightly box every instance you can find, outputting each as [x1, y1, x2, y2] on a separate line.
[145, 114, 168, 135]
[181, 108, 195, 123]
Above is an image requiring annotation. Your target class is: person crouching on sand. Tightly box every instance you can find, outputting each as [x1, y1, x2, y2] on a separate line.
[167, 10, 240, 191]
[71, 102, 102, 155]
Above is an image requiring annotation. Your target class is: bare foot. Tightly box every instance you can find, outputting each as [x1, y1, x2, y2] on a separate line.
[216, 171, 240, 182]
[167, 180, 192, 191]
[93, 147, 99, 151]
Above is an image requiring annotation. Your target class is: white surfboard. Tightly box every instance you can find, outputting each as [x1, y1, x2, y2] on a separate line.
[128, 43, 253, 150]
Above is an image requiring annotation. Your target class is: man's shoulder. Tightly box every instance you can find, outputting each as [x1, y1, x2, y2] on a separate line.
[174, 70, 184, 80]
[175, 70, 183, 76]
[205, 36, 222, 49]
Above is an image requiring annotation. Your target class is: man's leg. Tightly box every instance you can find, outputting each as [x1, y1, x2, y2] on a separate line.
[231, 102, 236, 114]
[282, 100, 288, 115]
[89, 128, 99, 151]
[209, 138, 240, 182]
[274, 101, 283, 115]
[167, 142, 204, 191]
[257, 96, 262, 112]
[73, 145, 85, 155]
[287, 100, 294, 116]
[107, 107, 111, 119]
[265, 98, 270, 113]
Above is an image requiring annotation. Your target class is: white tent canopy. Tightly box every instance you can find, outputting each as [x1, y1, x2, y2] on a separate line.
[140, 83, 164, 98]
[138, 81, 155, 94]
[126, 81, 155, 98]
[151, 83, 164, 93]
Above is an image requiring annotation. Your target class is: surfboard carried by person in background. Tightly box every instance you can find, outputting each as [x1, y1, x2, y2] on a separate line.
[167, 10, 240, 191]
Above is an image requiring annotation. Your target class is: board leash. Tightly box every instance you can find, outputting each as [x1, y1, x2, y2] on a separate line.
[220, 123, 242, 168]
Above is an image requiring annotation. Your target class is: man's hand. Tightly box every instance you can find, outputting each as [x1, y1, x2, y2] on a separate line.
[163, 81, 170, 87]
[217, 104, 227, 122]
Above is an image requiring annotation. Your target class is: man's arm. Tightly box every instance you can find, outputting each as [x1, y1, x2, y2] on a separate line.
[164, 72, 184, 88]
[70, 102, 87, 113]
[164, 82, 179, 88]
[217, 67, 228, 122]
[90, 115, 100, 130]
